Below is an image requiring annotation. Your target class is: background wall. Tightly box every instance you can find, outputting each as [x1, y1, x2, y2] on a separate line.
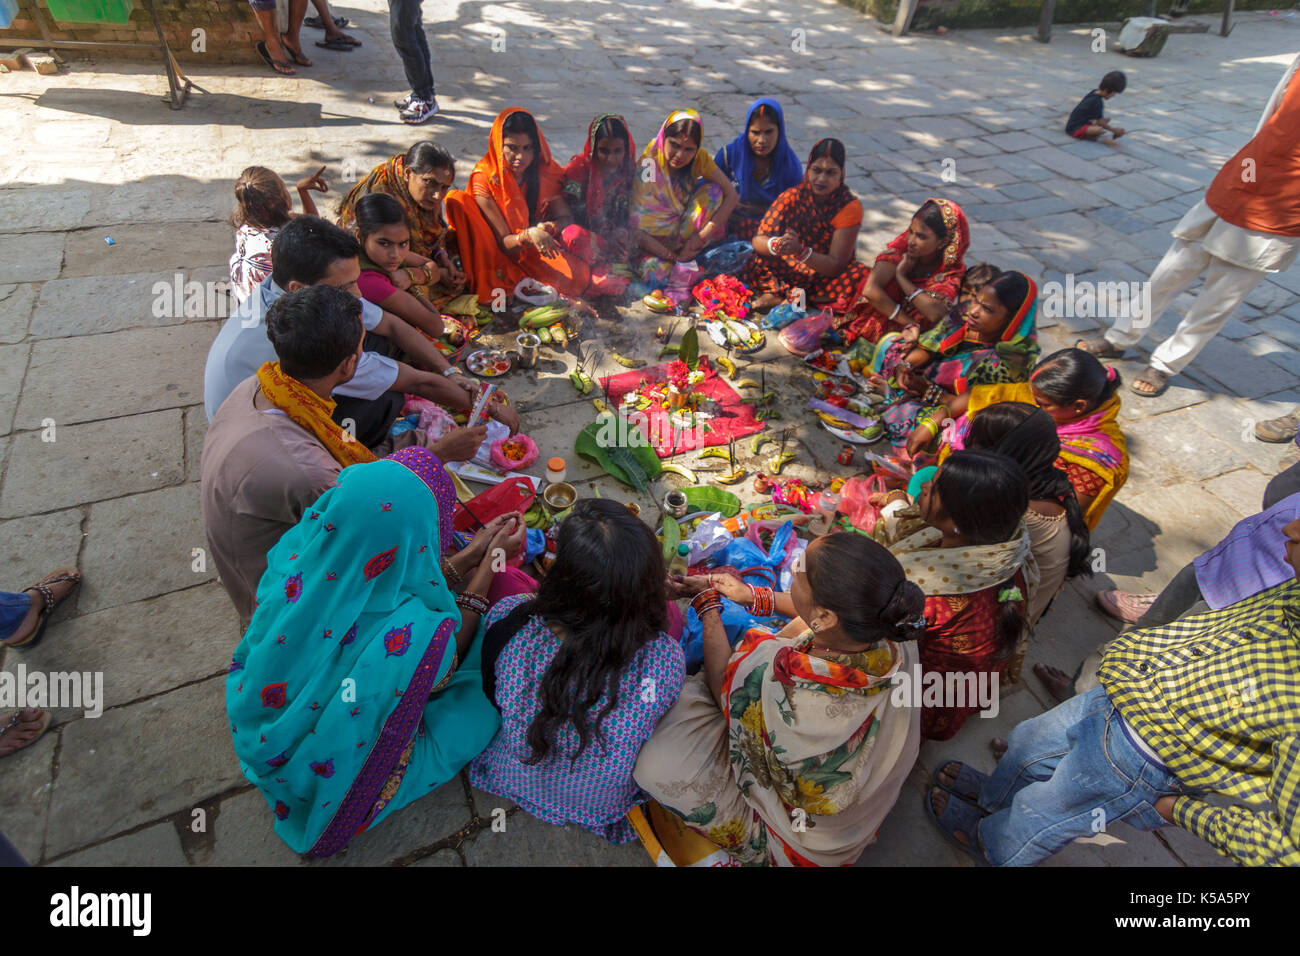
[848, 0, 1281, 31]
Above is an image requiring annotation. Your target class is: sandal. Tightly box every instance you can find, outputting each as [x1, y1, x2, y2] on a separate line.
[304, 14, 349, 28]
[315, 34, 361, 49]
[0, 709, 51, 758]
[1074, 335, 1125, 359]
[1130, 365, 1170, 398]
[924, 787, 989, 864]
[932, 760, 988, 803]
[256, 40, 295, 75]
[280, 35, 313, 66]
[4, 567, 80, 649]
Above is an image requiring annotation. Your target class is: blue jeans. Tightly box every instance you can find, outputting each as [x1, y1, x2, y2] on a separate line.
[0, 590, 31, 643]
[977, 686, 1189, 866]
[388, 0, 434, 99]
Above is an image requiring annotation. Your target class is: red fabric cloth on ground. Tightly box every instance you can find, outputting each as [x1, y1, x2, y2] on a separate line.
[599, 356, 764, 458]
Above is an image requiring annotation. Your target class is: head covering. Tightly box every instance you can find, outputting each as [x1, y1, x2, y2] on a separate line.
[470, 107, 567, 234]
[226, 451, 498, 856]
[884, 197, 970, 276]
[564, 113, 635, 236]
[971, 402, 1075, 504]
[632, 108, 715, 237]
[256, 361, 376, 467]
[337, 153, 448, 259]
[933, 271, 1038, 356]
[716, 97, 804, 207]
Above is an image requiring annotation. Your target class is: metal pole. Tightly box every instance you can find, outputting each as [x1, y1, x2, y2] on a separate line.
[1221, 0, 1235, 37]
[1037, 0, 1057, 42]
[893, 0, 920, 37]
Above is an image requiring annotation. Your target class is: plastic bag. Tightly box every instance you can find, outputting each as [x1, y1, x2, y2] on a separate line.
[513, 277, 558, 306]
[696, 239, 754, 278]
[778, 309, 833, 357]
[838, 475, 888, 535]
[760, 301, 806, 330]
[682, 515, 733, 566]
[664, 260, 704, 306]
[454, 475, 535, 533]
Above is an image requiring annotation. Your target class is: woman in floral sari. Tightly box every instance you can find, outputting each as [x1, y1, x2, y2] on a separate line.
[880, 268, 1040, 451]
[939, 348, 1129, 530]
[891, 450, 1038, 740]
[337, 141, 465, 291]
[226, 447, 518, 856]
[634, 533, 926, 867]
[444, 108, 592, 302]
[631, 108, 739, 284]
[742, 138, 870, 311]
[836, 198, 970, 346]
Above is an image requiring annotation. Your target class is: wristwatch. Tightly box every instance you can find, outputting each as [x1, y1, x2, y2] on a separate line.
[441, 367, 463, 378]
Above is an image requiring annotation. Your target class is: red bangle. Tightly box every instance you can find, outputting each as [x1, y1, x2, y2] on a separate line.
[750, 585, 774, 617]
[691, 588, 722, 616]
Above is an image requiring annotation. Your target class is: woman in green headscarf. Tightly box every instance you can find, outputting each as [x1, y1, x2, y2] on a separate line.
[225, 447, 507, 857]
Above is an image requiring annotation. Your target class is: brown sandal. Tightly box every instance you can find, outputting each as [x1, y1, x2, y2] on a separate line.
[1130, 365, 1170, 398]
[0, 708, 51, 757]
[4, 567, 80, 649]
[1074, 335, 1125, 359]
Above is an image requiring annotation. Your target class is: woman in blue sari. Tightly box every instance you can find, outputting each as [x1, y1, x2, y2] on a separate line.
[226, 447, 504, 856]
[715, 97, 804, 240]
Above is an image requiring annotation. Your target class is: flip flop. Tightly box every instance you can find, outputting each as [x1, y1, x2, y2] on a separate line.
[256, 40, 295, 75]
[280, 35, 313, 66]
[925, 787, 989, 865]
[1074, 335, 1125, 359]
[315, 36, 359, 50]
[932, 760, 988, 803]
[1130, 365, 1170, 398]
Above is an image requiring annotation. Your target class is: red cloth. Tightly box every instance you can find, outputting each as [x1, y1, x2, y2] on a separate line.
[598, 357, 764, 458]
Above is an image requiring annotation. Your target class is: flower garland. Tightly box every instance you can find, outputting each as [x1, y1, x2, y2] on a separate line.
[692, 275, 751, 323]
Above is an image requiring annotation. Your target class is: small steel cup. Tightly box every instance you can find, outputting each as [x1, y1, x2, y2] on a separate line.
[663, 490, 689, 518]
[516, 332, 541, 369]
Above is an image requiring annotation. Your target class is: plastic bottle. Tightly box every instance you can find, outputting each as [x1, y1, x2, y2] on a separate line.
[669, 542, 691, 576]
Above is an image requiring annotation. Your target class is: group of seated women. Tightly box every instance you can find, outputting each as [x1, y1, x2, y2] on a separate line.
[224, 96, 1141, 866]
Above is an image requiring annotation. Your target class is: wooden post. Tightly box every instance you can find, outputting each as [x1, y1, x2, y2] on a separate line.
[893, 0, 921, 37]
[1221, 0, 1235, 36]
[1037, 0, 1056, 42]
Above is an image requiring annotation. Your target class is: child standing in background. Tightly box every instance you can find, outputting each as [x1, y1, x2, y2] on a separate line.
[228, 165, 329, 303]
[1065, 71, 1127, 145]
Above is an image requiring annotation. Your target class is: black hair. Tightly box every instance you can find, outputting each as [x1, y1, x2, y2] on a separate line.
[1031, 347, 1121, 412]
[502, 110, 543, 219]
[967, 402, 1093, 579]
[592, 115, 629, 148]
[664, 116, 703, 146]
[934, 450, 1030, 658]
[1100, 70, 1127, 94]
[269, 215, 361, 289]
[265, 284, 362, 381]
[525, 499, 669, 766]
[405, 140, 454, 176]
[914, 199, 949, 245]
[806, 534, 926, 644]
[749, 102, 779, 129]
[986, 270, 1030, 319]
[353, 192, 407, 241]
[808, 137, 847, 170]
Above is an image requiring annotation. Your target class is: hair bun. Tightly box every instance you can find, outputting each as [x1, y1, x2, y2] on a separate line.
[881, 579, 927, 639]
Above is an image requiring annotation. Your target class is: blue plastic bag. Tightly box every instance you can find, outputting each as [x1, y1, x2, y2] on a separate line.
[696, 239, 754, 278]
[760, 302, 806, 330]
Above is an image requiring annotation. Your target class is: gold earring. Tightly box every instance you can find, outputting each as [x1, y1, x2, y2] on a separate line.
[809, 621, 819, 633]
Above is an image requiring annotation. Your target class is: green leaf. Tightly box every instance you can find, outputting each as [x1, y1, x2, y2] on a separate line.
[608, 447, 649, 492]
[662, 515, 681, 562]
[679, 326, 699, 371]
[574, 418, 663, 490]
[683, 801, 717, 826]
[681, 485, 742, 518]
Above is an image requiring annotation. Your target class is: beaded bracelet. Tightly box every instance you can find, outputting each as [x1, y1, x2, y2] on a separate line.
[691, 588, 723, 617]
[750, 585, 775, 618]
[455, 592, 489, 616]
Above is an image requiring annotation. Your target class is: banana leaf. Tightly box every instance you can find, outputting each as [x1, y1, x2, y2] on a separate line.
[661, 515, 681, 562]
[575, 418, 663, 490]
[679, 326, 699, 371]
[681, 485, 741, 518]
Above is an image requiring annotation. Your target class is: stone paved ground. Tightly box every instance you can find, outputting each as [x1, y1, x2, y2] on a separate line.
[1, 2, 1298, 867]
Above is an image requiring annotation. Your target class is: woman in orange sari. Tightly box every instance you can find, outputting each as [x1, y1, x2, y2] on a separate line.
[444, 108, 591, 303]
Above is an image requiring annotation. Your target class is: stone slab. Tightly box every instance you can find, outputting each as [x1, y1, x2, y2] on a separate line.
[0, 507, 85, 599]
[61, 221, 234, 278]
[857, 767, 976, 867]
[0, 232, 63, 282]
[461, 806, 649, 867]
[29, 269, 230, 340]
[1203, 469, 1271, 520]
[315, 778, 473, 866]
[50, 822, 188, 866]
[0, 283, 36, 344]
[0, 186, 91, 234]
[184, 405, 207, 484]
[1, 583, 236, 729]
[204, 788, 307, 867]
[0, 729, 56, 863]
[78, 483, 216, 614]
[0, 409, 184, 518]
[1122, 415, 1248, 485]
[45, 676, 240, 857]
[408, 848, 464, 867]
[0, 343, 29, 437]
[17, 324, 211, 429]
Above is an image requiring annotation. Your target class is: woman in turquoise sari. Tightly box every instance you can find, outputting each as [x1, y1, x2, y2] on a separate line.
[226, 447, 505, 857]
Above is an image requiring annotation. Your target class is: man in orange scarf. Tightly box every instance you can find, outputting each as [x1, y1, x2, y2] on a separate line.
[201, 285, 484, 628]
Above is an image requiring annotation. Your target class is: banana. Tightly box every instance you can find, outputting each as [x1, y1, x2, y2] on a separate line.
[550, 324, 568, 348]
[767, 452, 797, 475]
[568, 372, 584, 393]
[750, 435, 773, 454]
[612, 350, 646, 369]
[659, 463, 698, 483]
[592, 398, 609, 414]
[658, 346, 680, 358]
[698, 447, 731, 461]
[713, 468, 748, 485]
[716, 355, 738, 380]
[734, 378, 761, 390]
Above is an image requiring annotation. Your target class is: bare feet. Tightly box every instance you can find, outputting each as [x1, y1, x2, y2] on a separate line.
[0, 709, 50, 757]
[1033, 662, 1075, 703]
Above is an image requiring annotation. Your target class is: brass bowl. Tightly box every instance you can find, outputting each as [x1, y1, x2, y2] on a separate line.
[542, 481, 576, 510]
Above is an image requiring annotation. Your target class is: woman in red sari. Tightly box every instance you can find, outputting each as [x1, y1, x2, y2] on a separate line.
[742, 138, 870, 311]
[444, 108, 591, 303]
[889, 449, 1036, 741]
[559, 113, 636, 294]
[837, 198, 970, 346]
